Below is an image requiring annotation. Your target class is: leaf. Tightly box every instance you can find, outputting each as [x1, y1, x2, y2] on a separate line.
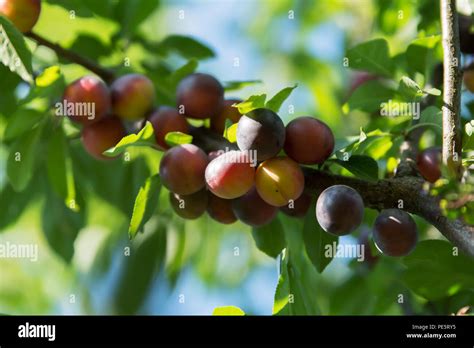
[397, 76, 424, 101]
[235, 94, 266, 114]
[4, 109, 45, 141]
[113, 0, 160, 37]
[223, 123, 238, 143]
[265, 85, 297, 112]
[343, 80, 395, 114]
[153, 35, 215, 60]
[168, 59, 198, 88]
[346, 38, 394, 77]
[303, 201, 338, 273]
[251, 217, 286, 258]
[405, 36, 441, 74]
[223, 80, 262, 91]
[463, 121, 474, 150]
[104, 121, 157, 157]
[212, 306, 245, 316]
[0, 16, 33, 83]
[402, 240, 474, 301]
[164, 132, 193, 147]
[6, 126, 43, 191]
[128, 174, 162, 239]
[332, 155, 379, 181]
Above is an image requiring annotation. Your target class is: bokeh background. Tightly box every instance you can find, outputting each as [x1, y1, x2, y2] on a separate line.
[1, 0, 472, 315]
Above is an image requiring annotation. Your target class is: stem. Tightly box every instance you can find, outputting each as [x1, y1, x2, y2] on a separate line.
[440, 0, 463, 179]
[25, 32, 116, 83]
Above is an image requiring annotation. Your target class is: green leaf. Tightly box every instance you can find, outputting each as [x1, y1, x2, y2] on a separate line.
[265, 85, 297, 112]
[235, 94, 266, 114]
[303, 201, 338, 273]
[252, 217, 286, 258]
[346, 38, 394, 77]
[405, 36, 441, 74]
[343, 80, 395, 114]
[397, 76, 423, 101]
[104, 121, 156, 157]
[0, 15, 33, 83]
[114, 0, 160, 37]
[223, 123, 238, 143]
[223, 80, 262, 91]
[463, 120, 474, 150]
[46, 128, 77, 211]
[4, 109, 45, 141]
[6, 126, 43, 191]
[164, 132, 193, 147]
[128, 174, 162, 239]
[332, 155, 379, 181]
[153, 35, 215, 60]
[212, 306, 245, 316]
[168, 59, 198, 88]
[402, 240, 474, 301]
[406, 106, 442, 133]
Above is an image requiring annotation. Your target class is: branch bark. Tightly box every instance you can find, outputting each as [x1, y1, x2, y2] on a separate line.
[440, 0, 463, 179]
[25, 32, 116, 84]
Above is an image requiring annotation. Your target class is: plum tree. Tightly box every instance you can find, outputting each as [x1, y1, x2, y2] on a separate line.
[111, 74, 156, 121]
[316, 185, 364, 236]
[169, 189, 208, 220]
[210, 99, 242, 134]
[255, 156, 304, 207]
[236, 108, 285, 161]
[373, 209, 418, 257]
[81, 116, 126, 160]
[280, 193, 312, 218]
[205, 150, 255, 199]
[62, 76, 111, 126]
[159, 144, 209, 195]
[284, 117, 335, 164]
[232, 187, 277, 227]
[463, 69, 474, 93]
[176, 73, 224, 119]
[148, 106, 189, 150]
[417, 147, 441, 183]
[0, 0, 41, 33]
[207, 194, 237, 224]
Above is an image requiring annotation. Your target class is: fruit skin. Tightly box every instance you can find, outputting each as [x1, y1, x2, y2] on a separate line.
[148, 107, 189, 150]
[463, 69, 474, 93]
[417, 147, 441, 183]
[169, 189, 208, 220]
[111, 74, 156, 121]
[205, 151, 255, 199]
[236, 108, 286, 161]
[373, 209, 418, 257]
[81, 117, 126, 160]
[316, 185, 364, 236]
[211, 99, 242, 134]
[284, 117, 335, 164]
[159, 144, 209, 195]
[62, 76, 111, 126]
[207, 194, 237, 224]
[176, 73, 224, 119]
[255, 156, 305, 207]
[0, 0, 41, 33]
[280, 193, 312, 218]
[232, 187, 277, 227]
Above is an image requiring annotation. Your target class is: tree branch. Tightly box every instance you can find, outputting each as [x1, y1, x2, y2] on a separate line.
[440, 0, 463, 179]
[25, 32, 116, 84]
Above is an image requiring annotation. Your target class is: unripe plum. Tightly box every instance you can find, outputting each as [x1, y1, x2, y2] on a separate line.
[207, 193, 237, 224]
[81, 116, 126, 160]
[169, 189, 208, 220]
[232, 187, 277, 227]
[255, 156, 304, 207]
[236, 108, 285, 161]
[62, 76, 111, 126]
[148, 106, 189, 150]
[159, 144, 209, 195]
[210, 99, 242, 134]
[280, 193, 312, 218]
[176, 73, 224, 119]
[284, 117, 335, 164]
[111, 74, 156, 121]
[373, 209, 418, 257]
[0, 0, 41, 33]
[417, 147, 441, 183]
[316, 185, 364, 236]
[205, 151, 255, 199]
[463, 69, 474, 93]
